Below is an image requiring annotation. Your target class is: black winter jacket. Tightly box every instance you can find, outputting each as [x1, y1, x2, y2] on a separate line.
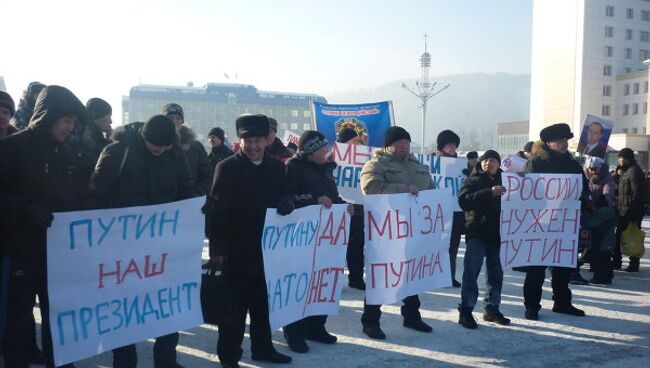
[0, 86, 87, 259]
[616, 160, 645, 221]
[179, 125, 212, 195]
[208, 144, 234, 170]
[285, 154, 345, 208]
[209, 151, 287, 276]
[88, 122, 199, 209]
[458, 165, 502, 244]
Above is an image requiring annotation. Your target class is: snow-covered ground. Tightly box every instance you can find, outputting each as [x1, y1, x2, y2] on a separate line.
[32, 220, 650, 367]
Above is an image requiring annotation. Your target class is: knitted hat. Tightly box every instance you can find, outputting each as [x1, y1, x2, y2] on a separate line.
[0, 91, 15, 117]
[436, 130, 460, 151]
[235, 114, 270, 138]
[618, 148, 635, 160]
[586, 156, 605, 169]
[337, 127, 358, 143]
[86, 97, 112, 120]
[208, 127, 225, 141]
[523, 141, 534, 153]
[268, 117, 278, 132]
[298, 130, 328, 155]
[540, 123, 573, 142]
[162, 103, 184, 121]
[142, 115, 176, 146]
[466, 151, 478, 160]
[384, 126, 411, 147]
[479, 150, 501, 163]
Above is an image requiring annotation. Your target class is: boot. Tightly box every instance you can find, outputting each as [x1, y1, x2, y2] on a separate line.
[362, 326, 386, 339]
[348, 278, 366, 290]
[452, 279, 461, 288]
[525, 308, 539, 321]
[283, 329, 309, 353]
[306, 328, 337, 344]
[569, 270, 590, 285]
[251, 349, 292, 364]
[483, 310, 511, 326]
[625, 257, 640, 272]
[403, 318, 432, 333]
[552, 303, 585, 316]
[458, 307, 478, 329]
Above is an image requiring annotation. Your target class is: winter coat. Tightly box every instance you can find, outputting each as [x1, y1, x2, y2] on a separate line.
[88, 122, 199, 209]
[458, 164, 502, 245]
[0, 124, 19, 139]
[208, 144, 234, 170]
[209, 151, 287, 276]
[179, 125, 212, 195]
[361, 149, 434, 194]
[10, 99, 33, 130]
[267, 137, 292, 162]
[0, 86, 87, 259]
[285, 153, 345, 208]
[616, 160, 645, 221]
[525, 141, 588, 199]
[586, 167, 616, 208]
[584, 207, 617, 252]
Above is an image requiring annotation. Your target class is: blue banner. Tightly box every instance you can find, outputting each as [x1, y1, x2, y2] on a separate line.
[313, 101, 394, 148]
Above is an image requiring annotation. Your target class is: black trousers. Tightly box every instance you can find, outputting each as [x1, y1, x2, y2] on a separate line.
[3, 258, 74, 368]
[523, 266, 572, 310]
[217, 274, 274, 364]
[112, 332, 179, 368]
[283, 315, 328, 340]
[361, 295, 421, 328]
[449, 212, 465, 281]
[346, 208, 365, 282]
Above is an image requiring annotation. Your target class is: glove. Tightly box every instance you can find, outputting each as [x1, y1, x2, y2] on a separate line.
[277, 198, 295, 216]
[24, 205, 54, 228]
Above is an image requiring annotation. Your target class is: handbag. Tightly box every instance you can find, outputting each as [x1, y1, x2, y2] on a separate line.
[200, 263, 226, 325]
[621, 223, 646, 258]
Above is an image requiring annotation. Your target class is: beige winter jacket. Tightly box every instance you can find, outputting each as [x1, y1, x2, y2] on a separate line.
[361, 149, 434, 194]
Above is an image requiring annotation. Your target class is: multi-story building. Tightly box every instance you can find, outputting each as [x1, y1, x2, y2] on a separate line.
[123, 82, 327, 145]
[529, 0, 650, 167]
[497, 121, 530, 155]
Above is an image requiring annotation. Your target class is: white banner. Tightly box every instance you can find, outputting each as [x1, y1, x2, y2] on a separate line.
[282, 130, 301, 147]
[414, 154, 467, 212]
[262, 204, 349, 330]
[500, 173, 582, 269]
[47, 198, 205, 367]
[364, 189, 453, 305]
[331, 142, 373, 204]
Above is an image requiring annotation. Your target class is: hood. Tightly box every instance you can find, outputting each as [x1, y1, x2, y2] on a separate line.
[530, 140, 573, 161]
[179, 125, 197, 149]
[28, 85, 86, 135]
[111, 122, 145, 145]
[3, 124, 19, 136]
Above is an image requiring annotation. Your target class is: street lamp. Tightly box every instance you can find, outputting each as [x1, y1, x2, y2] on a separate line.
[402, 35, 450, 154]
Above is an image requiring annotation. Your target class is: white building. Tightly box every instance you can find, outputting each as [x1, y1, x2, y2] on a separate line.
[529, 0, 650, 167]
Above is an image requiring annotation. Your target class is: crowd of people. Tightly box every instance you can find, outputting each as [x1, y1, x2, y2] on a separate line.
[0, 83, 646, 368]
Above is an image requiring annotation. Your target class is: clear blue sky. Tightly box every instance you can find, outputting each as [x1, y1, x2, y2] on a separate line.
[2, 0, 532, 123]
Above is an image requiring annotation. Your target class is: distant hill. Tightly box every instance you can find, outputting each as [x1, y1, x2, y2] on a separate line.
[327, 73, 530, 152]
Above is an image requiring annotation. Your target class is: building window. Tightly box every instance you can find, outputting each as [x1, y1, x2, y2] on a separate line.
[625, 67, 632, 73]
[605, 26, 614, 37]
[603, 85, 612, 96]
[604, 46, 613, 57]
[641, 31, 650, 42]
[622, 128, 629, 133]
[644, 102, 648, 114]
[625, 48, 632, 59]
[303, 110, 311, 118]
[602, 105, 611, 116]
[624, 84, 630, 95]
[643, 10, 650, 21]
[291, 110, 299, 117]
[623, 104, 630, 115]
[606, 5, 615, 17]
[290, 123, 298, 130]
[603, 65, 612, 76]
[626, 29, 633, 40]
[627, 8, 634, 19]
[280, 123, 288, 129]
[633, 103, 639, 114]
[640, 49, 650, 60]
[644, 81, 648, 93]
[634, 83, 640, 94]
[632, 127, 638, 134]
[303, 123, 310, 130]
